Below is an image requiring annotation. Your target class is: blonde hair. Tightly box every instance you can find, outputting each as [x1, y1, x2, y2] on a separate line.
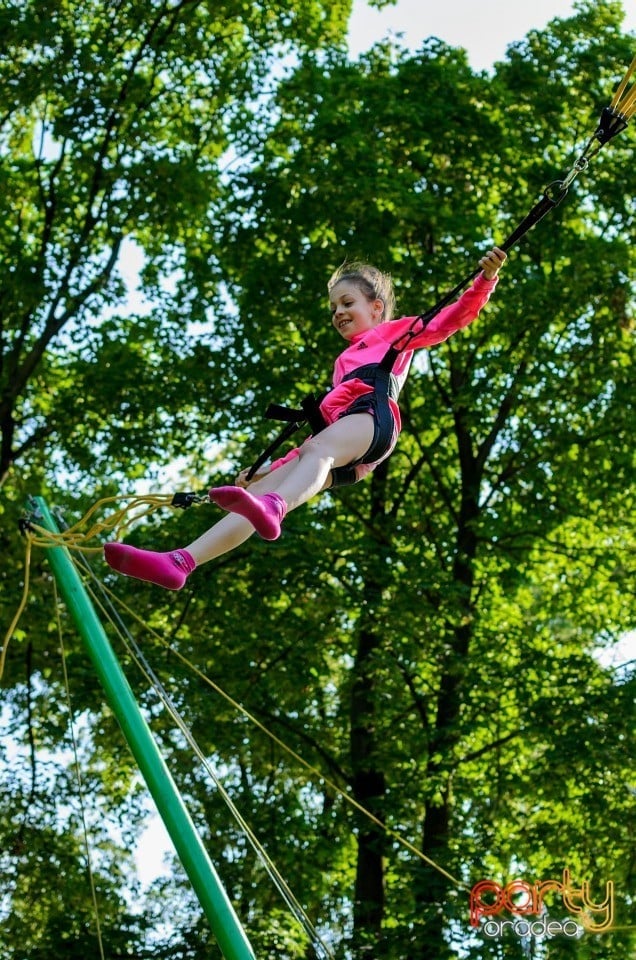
[328, 261, 396, 322]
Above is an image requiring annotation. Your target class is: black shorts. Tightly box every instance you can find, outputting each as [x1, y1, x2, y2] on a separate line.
[329, 395, 397, 488]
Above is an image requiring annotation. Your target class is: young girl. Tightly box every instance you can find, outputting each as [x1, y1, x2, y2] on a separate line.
[105, 247, 506, 590]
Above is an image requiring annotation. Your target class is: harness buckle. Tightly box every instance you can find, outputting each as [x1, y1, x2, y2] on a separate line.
[171, 492, 206, 509]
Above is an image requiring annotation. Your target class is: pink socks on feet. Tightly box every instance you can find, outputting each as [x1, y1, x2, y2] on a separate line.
[209, 486, 287, 540]
[104, 488, 287, 589]
[104, 543, 196, 591]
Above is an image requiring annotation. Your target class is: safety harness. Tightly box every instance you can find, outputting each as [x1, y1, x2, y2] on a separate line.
[246, 362, 401, 481]
[246, 62, 635, 482]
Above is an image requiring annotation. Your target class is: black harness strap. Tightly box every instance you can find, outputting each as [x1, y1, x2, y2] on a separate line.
[340, 363, 401, 400]
[338, 364, 401, 466]
[245, 366, 401, 481]
[245, 419, 302, 481]
[277, 394, 328, 435]
[245, 394, 327, 481]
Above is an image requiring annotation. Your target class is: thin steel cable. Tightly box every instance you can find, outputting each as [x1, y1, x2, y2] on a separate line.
[75, 553, 335, 960]
[55, 579, 107, 960]
[92, 568, 470, 892]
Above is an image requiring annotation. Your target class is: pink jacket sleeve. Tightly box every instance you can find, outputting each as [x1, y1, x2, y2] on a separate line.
[389, 273, 498, 351]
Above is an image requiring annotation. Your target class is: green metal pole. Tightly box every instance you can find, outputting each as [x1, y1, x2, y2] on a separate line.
[32, 497, 256, 960]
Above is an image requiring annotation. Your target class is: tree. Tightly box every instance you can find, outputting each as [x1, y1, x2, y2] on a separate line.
[1, 1, 634, 958]
[0, 0, 352, 487]
[201, 1, 634, 955]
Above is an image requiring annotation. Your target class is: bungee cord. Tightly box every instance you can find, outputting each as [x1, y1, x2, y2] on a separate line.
[87, 563, 470, 893]
[74, 550, 335, 960]
[384, 53, 636, 360]
[1, 536, 33, 681]
[609, 52, 636, 122]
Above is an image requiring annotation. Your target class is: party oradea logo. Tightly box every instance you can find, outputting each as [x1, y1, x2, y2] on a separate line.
[469, 869, 614, 941]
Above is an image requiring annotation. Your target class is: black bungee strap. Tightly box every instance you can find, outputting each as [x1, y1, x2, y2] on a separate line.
[245, 80, 634, 482]
[379, 98, 635, 360]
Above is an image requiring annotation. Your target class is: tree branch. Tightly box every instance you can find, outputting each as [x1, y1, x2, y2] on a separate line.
[456, 729, 522, 766]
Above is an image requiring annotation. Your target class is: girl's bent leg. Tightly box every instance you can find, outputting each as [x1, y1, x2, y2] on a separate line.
[185, 457, 302, 564]
[254, 412, 375, 510]
[193, 413, 374, 564]
[104, 414, 375, 583]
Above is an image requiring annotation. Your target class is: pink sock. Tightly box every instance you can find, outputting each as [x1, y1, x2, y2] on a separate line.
[104, 543, 196, 590]
[209, 486, 287, 541]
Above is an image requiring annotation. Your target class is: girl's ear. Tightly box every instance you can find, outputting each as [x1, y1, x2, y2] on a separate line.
[372, 298, 385, 321]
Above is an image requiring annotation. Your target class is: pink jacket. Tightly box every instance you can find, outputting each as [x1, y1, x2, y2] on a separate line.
[271, 272, 498, 472]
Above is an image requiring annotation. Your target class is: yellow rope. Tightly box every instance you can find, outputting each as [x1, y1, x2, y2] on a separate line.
[610, 53, 636, 119]
[1, 536, 33, 681]
[93, 573, 469, 892]
[6, 528, 467, 894]
[26, 494, 180, 553]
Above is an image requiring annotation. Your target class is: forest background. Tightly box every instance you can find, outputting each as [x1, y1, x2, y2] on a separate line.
[0, 0, 634, 958]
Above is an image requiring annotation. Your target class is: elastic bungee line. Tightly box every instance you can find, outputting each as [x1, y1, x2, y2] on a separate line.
[73, 551, 335, 960]
[89, 563, 472, 893]
[249, 55, 636, 478]
[4, 531, 469, 902]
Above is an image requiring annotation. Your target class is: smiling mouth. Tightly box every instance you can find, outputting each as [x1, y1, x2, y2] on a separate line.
[338, 318, 352, 329]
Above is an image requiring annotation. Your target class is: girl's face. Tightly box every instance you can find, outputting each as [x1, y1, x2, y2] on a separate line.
[329, 280, 384, 341]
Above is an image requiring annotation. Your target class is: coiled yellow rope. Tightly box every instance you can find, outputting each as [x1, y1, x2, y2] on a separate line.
[25, 493, 182, 554]
[2, 493, 205, 678]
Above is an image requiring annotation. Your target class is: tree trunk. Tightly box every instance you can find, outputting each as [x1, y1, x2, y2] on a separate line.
[351, 619, 387, 937]
[413, 391, 481, 959]
[349, 463, 392, 954]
